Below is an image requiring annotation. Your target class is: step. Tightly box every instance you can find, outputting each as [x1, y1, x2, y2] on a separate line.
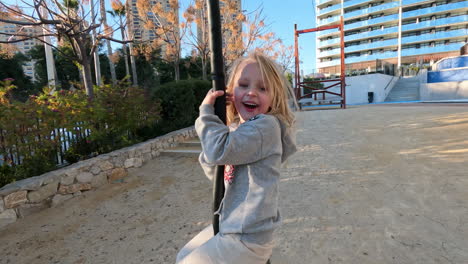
[160, 146, 202, 157]
[178, 140, 201, 148]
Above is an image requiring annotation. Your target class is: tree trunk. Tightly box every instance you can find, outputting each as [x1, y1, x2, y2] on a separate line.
[100, 0, 117, 85]
[82, 57, 94, 99]
[202, 56, 207, 81]
[129, 42, 138, 86]
[174, 61, 180, 81]
[119, 19, 130, 79]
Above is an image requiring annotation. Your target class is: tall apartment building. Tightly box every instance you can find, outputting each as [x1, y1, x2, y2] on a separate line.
[0, 21, 43, 81]
[126, 0, 179, 45]
[316, 0, 468, 75]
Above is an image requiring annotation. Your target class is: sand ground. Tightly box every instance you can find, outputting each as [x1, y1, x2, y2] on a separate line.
[1, 104, 468, 264]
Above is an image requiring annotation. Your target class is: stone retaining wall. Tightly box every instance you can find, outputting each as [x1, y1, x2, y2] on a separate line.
[0, 127, 197, 229]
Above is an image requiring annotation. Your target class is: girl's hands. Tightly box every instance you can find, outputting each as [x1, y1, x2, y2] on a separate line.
[202, 89, 234, 106]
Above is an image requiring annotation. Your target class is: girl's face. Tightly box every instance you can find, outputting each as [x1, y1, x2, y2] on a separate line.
[233, 61, 272, 123]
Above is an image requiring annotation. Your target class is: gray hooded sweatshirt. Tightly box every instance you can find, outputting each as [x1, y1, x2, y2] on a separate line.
[195, 104, 297, 244]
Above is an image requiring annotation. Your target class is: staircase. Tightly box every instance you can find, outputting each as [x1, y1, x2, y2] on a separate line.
[385, 76, 420, 102]
[160, 137, 202, 157]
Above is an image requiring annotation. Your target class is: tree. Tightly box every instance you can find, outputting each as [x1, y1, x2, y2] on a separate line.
[100, 0, 117, 85]
[0, 0, 132, 98]
[0, 52, 35, 101]
[136, 0, 185, 81]
[108, 0, 131, 82]
[183, 2, 290, 73]
[183, 0, 210, 80]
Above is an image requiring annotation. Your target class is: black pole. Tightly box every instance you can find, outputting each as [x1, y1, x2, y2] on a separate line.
[207, 0, 226, 235]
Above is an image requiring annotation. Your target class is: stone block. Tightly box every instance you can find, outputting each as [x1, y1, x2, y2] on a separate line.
[91, 173, 108, 188]
[128, 148, 137, 158]
[60, 174, 75, 185]
[42, 171, 63, 185]
[16, 201, 49, 218]
[99, 160, 114, 171]
[109, 168, 128, 182]
[27, 182, 58, 203]
[90, 165, 101, 175]
[0, 209, 17, 228]
[58, 183, 91, 194]
[155, 141, 162, 149]
[0, 199, 4, 213]
[58, 184, 80, 194]
[4, 191, 28, 209]
[111, 156, 126, 167]
[140, 144, 152, 154]
[76, 172, 93, 183]
[124, 158, 143, 168]
[0, 176, 43, 196]
[51, 194, 73, 207]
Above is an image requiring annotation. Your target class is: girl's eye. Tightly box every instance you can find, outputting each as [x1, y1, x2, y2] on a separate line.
[260, 87, 267, 92]
[238, 83, 248, 88]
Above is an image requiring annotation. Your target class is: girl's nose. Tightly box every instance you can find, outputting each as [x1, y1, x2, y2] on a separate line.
[246, 88, 257, 96]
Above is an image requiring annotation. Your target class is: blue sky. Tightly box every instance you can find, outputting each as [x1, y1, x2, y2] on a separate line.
[241, 0, 317, 73]
[4, 0, 318, 73]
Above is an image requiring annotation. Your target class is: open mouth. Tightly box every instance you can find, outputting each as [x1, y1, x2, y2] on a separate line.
[243, 102, 258, 109]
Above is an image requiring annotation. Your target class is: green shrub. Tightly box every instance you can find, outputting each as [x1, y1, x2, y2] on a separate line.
[0, 79, 161, 188]
[154, 80, 211, 134]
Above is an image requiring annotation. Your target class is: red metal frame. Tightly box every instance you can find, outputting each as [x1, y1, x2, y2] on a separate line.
[294, 17, 346, 109]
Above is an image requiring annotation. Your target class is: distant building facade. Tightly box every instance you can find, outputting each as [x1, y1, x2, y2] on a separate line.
[126, 0, 180, 53]
[0, 20, 43, 81]
[316, 0, 468, 74]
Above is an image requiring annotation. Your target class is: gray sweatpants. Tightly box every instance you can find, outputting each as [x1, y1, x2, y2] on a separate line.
[176, 225, 274, 264]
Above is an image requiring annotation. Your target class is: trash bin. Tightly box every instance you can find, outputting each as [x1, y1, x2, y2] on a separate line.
[368, 92, 374, 103]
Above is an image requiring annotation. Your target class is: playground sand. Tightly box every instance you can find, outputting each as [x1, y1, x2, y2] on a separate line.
[0, 104, 468, 264]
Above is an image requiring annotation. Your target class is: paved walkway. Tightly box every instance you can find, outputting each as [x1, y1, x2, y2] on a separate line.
[1, 104, 468, 264]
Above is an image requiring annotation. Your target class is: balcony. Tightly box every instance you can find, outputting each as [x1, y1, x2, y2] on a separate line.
[403, 2, 468, 19]
[318, 0, 340, 6]
[317, 28, 341, 37]
[319, 37, 341, 47]
[318, 59, 341, 68]
[344, 0, 374, 9]
[345, 26, 398, 42]
[319, 3, 341, 16]
[345, 51, 398, 64]
[345, 14, 399, 30]
[402, 15, 468, 32]
[402, 0, 432, 6]
[318, 15, 341, 26]
[402, 29, 468, 44]
[345, 38, 398, 53]
[344, 2, 400, 20]
[318, 48, 342, 58]
[401, 42, 464, 56]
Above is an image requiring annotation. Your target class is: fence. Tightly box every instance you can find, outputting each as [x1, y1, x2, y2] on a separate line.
[0, 120, 91, 167]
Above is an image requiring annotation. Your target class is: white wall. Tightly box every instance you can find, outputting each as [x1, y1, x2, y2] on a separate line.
[420, 81, 468, 101]
[326, 74, 398, 104]
[419, 69, 468, 101]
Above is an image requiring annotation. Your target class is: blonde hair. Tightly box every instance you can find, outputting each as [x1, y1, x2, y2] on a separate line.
[226, 52, 295, 127]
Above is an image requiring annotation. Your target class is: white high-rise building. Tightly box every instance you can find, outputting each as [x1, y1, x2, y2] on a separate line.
[316, 0, 468, 75]
[0, 20, 43, 81]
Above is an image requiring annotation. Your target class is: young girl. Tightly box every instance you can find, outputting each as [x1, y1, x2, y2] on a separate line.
[176, 52, 297, 264]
